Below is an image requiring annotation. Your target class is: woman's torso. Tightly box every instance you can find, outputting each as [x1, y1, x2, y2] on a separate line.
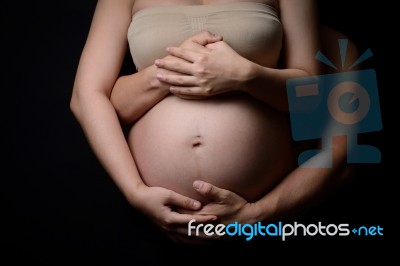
[127, 0, 295, 202]
[131, 0, 279, 16]
[129, 0, 281, 71]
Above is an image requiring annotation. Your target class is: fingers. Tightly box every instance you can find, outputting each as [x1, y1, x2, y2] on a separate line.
[166, 217, 222, 242]
[156, 74, 197, 87]
[193, 181, 230, 202]
[167, 212, 217, 225]
[190, 31, 223, 46]
[155, 57, 194, 75]
[165, 190, 202, 210]
[158, 213, 218, 239]
[170, 86, 210, 96]
[171, 94, 209, 100]
[167, 47, 202, 63]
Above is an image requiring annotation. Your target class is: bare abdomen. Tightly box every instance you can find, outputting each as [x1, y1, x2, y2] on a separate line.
[128, 94, 294, 203]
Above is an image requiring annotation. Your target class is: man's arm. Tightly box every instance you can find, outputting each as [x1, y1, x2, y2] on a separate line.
[153, 0, 319, 113]
[186, 136, 351, 227]
[241, 0, 320, 112]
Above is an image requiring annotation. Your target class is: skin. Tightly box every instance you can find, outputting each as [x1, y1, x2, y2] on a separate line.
[71, 0, 353, 244]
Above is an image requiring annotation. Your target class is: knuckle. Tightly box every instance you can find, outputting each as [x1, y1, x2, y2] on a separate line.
[197, 66, 207, 74]
[176, 76, 184, 85]
[197, 55, 206, 62]
[165, 217, 172, 225]
[203, 31, 212, 37]
[204, 87, 213, 95]
[166, 190, 174, 201]
[168, 47, 176, 54]
[202, 184, 213, 195]
[219, 192, 229, 201]
[162, 217, 172, 227]
[171, 61, 179, 70]
[161, 76, 170, 83]
[150, 77, 162, 88]
[199, 79, 207, 87]
[178, 47, 187, 55]
[156, 60, 164, 66]
[183, 198, 192, 208]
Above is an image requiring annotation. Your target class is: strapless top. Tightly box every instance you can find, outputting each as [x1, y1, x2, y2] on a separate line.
[127, 2, 282, 71]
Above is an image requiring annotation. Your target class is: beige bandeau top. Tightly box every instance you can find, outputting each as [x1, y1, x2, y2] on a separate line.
[128, 2, 282, 71]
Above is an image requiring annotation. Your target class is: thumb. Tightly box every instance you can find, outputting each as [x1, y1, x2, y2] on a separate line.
[193, 181, 229, 202]
[191, 31, 223, 46]
[166, 191, 202, 210]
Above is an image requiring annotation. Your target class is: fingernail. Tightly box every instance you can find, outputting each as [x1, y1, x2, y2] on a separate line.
[156, 73, 163, 79]
[193, 181, 203, 190]
[166, 47, 171, 52]
[155, 59, 160, 65]
[193, 201, 201, 209]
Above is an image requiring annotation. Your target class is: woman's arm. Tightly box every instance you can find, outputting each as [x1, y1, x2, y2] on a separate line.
[110, 65, 170, 125]
[154, 0, 319, 112]
[110, 32, 223, 125]
[71, 0, 142, 196]
[70, 0, 215, 241]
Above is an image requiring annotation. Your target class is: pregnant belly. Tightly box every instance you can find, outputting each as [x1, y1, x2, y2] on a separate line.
[128, 94, 295, 203]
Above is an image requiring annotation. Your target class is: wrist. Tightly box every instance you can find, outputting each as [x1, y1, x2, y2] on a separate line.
[144, 65, 170, 94]
[144, 65, 161, 89]
[123, 181, 149, 209]
[253, 196, 279, 223]
[239, 61, 262, 93]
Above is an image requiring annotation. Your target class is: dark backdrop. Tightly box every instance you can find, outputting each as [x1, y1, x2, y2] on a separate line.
[2, 0, 389, 264]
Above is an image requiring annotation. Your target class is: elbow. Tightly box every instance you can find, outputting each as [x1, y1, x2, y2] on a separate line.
[70, 90, 81, 120]
[70, 86, 88, 122]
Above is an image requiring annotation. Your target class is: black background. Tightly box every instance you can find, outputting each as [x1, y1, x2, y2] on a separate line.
[2, 0, 389, 264]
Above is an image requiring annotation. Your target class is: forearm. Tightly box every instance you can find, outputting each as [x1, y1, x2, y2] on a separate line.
[110, 65, 170, 125]
[242, 63, 314, 113]
[255, 144, 350, 222]
[70, 91, 145, 204]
